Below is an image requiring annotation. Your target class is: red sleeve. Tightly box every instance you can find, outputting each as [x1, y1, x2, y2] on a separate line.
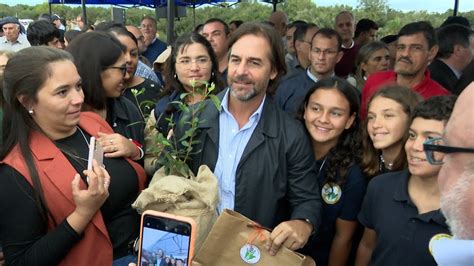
[360, 72, 398, 120]
[360, 78, 375, 120]
[431, 84, 451, 97]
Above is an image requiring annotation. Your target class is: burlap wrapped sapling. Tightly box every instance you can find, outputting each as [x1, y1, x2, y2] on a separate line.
[134, 81, 221, 253]
[132, 164, 219, 252]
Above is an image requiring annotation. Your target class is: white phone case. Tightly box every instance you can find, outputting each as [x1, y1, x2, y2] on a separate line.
[87, 136, 104, 171]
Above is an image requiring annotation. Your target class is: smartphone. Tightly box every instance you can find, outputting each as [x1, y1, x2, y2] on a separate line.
[87, 136, 104, 171]
[138, 210, 196, 266]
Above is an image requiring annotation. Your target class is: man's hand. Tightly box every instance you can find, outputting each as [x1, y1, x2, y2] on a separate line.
[265, 219, 313, 256]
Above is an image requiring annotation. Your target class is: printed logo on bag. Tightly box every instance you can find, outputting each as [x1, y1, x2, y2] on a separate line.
[321, 183, 342, 204]
[428, 233, 452, 255]
[240, 244, 261, 264]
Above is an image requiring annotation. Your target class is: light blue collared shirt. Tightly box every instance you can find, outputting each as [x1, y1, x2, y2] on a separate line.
[135, 60, 160, 84]
[214, 88, 266, 213]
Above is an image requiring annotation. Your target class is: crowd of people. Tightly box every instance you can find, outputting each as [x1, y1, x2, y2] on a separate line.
[0, 8, 473, 266]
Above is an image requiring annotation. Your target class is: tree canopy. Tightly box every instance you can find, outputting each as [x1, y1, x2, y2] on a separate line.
[1, 0, 472, 40]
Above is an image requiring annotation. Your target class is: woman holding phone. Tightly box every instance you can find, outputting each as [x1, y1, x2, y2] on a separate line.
[0, 47, 146, 265]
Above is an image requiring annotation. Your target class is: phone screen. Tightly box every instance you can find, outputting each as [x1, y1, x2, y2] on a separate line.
[139, 215, 192, 266]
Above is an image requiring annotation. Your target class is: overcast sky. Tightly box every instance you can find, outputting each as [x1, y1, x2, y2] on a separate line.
[2, 0, 473, 13]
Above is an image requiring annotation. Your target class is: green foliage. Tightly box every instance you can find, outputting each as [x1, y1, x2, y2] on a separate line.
[130, 87, 155, 117]
[2, 2, 473, 42]
[143, 81, 220, 178]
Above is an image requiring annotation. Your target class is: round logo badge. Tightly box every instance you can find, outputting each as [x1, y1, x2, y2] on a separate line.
[321, 183, 342, 204]
[240, 244, 261, 264]
[429, 233, 452, 255]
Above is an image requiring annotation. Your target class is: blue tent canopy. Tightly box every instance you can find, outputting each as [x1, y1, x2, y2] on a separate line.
[47, 0, 232, 8]
[48, 0, 239, 42]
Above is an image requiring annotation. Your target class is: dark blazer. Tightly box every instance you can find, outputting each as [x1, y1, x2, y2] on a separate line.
[275, 70, 316, 118]
[178, 91, 322, 230]
[454, 60, 474, 95]
[428, 59, 459, 93]
[106, 97, 145, 146]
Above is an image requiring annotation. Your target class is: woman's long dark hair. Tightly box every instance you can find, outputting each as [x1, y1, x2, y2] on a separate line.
[66, 31, 126, 110]
[1, 47, 75, 224]
[157, 32, 224, 128]
[161, 32, 224, 96]
[105, 25, 140, 80]
[298, 77, 362, 185]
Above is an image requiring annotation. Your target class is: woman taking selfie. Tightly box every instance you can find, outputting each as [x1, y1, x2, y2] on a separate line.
[300, 77, 367, 265]
[0, 47, 146, 265]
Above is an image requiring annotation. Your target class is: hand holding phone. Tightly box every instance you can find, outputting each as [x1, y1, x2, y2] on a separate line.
[138, 210, 196, 266]
[87, 136, 104, 171]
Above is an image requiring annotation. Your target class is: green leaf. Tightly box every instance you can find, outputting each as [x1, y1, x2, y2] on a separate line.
[209, 94, 222, 111]
[181, 140, 190, 148]
[175, 102, 190, 113]
[207, 82, 215, 93]
[179, 92, 190, 100]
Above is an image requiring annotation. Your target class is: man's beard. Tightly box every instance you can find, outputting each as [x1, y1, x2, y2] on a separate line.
[231, 86, 257, 101]
[230, 75, 259, 102]
[440, 169, 474, 239]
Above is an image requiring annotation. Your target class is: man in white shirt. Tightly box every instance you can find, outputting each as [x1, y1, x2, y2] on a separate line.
[0, 17, 30, 52]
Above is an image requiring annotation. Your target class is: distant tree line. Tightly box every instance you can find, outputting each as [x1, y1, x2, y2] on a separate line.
[1, 0, 472, 41]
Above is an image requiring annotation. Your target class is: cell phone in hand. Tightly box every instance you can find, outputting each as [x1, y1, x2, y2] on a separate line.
[138, 210, 196, 266]
[87, 136, 104, 171]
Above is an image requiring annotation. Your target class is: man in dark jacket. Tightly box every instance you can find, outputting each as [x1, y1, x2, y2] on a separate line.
[140, 16, 167, 64]
[276, 28, 343, 117]
[428, 24, 473, 93]
[178, 23, 322, 256]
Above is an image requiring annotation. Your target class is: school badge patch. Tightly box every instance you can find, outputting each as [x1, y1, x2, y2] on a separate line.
[322, 183, 342, 204]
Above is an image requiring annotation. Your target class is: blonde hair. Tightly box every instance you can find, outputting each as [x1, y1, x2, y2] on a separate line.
[354, 42, 389, 89]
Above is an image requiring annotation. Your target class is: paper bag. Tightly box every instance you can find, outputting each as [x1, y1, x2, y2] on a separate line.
[132, 164, 219, 253]
[193, 209, 316, 266]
